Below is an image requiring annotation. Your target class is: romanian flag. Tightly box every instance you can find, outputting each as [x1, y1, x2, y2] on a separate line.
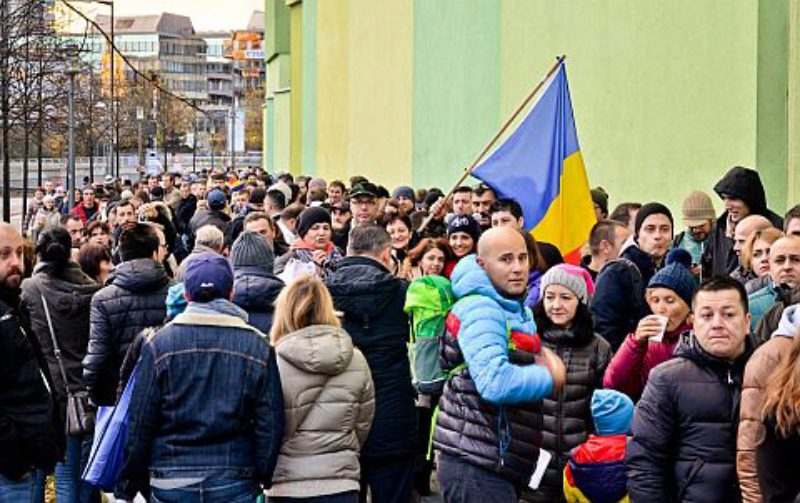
[472, 61, 595, 264]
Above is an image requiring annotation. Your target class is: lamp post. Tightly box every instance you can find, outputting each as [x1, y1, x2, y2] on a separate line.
[63, 46, 81, 210]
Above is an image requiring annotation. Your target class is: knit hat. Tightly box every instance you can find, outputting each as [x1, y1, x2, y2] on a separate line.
[591, 389, 634, 436]
[590, 187, 609, 216]
[184, 252, 234, 301]
[634, 202, 673, 237]
[392, 186, 415, 201]
[296, 206, 332, 239]
[268, 181, 292, 205]
[447, 214, 481, 242]
[207, 189, 227, 211]
[230, 231, 275, 273]
[682, 190, 716, 227]
[539, 263, 596, 304]
[166, 283, 188, 319]
[648, 249, 696, 307]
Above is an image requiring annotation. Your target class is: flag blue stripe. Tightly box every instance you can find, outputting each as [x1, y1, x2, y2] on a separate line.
[472, 64, 580, 230]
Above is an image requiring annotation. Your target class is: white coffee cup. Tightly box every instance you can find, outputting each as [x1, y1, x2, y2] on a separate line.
[649, 315, 669, 343]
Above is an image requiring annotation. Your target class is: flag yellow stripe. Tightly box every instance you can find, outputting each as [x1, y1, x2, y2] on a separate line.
[532, 151, 596, 258]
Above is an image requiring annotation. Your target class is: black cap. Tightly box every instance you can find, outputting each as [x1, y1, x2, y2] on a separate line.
[348, 182, 379, 199]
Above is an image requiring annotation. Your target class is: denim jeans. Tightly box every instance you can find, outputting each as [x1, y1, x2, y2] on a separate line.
[437, 453, 519, 503]
[0, 469, 46, 503]
[55, 433, 99, 503]
[151, 479, 257, 503]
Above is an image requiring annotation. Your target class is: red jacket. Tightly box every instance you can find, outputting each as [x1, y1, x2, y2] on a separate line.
[602, 323, 691, 402]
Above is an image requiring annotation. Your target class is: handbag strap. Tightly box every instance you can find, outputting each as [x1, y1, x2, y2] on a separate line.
[41, 293, 71, 395]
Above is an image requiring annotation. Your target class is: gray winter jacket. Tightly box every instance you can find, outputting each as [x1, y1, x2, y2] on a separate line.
[267, 325, 374, 498]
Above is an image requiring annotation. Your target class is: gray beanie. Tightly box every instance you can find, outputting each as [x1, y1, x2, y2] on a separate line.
[230, 231, 274, 273]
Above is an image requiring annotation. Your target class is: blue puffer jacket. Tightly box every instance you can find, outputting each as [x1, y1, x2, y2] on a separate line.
[433, 255, 554, 486]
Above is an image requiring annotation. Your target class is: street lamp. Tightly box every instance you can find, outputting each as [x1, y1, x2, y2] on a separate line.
[62, 42, 81, 211]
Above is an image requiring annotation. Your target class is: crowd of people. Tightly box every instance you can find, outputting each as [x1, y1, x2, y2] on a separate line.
[1, 164, 799, 502]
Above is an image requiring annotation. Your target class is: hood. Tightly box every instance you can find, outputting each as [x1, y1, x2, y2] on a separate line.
[674, 330, 753, 373]
[713, 166, 767, 214]
[451, 254, 524, 314]
[112, 258, 171, 292]
[275, 324, 354, 376]
[232, 269, 284, 311]
[773, 304, 800, 338]
[29, 261, 101, 315]
[326, 256, 404, 317]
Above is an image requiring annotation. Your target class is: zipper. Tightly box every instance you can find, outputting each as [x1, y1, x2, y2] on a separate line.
[726, 369, 733, 385]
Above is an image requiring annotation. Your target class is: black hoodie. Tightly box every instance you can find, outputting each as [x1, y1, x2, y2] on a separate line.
[704, 167, 784, 276]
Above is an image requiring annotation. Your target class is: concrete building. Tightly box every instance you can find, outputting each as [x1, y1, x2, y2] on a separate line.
[95, 13, 207, 101]
[265, 0, 800, 215]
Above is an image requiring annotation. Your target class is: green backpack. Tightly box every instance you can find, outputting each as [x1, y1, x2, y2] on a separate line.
[404, 275, 456, 395]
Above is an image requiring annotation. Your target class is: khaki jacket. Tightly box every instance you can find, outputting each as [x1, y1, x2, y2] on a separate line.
[268, 325, 374, 498]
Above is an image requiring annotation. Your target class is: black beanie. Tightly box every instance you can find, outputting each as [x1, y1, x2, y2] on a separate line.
[296, 206, 332, 239]
[447, 214, 481, 242]
[634, 202, 673, 237]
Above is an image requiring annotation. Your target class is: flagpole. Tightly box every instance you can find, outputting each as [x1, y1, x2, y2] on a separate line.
[419, 55, 566, 232]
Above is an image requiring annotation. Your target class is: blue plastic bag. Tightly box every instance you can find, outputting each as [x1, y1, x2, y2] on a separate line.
[82, 365, 138, 491]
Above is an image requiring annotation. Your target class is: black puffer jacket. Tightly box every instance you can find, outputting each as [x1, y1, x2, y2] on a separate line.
[231, 266, 284, 334]
[522, 313, 612, 502]
[83, 258, 171, 405]
[325, 256, 417, 459]
[590, 244, 654, 350]
[0, 293, 59, 479]
[704, 166, 784, 276]
[189, 209, 231, 236]
[21, 262, 101, 418]
[626, 332, 753, 502]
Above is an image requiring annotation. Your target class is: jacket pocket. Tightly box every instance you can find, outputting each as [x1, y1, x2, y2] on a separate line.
[677, 458, 705, 501]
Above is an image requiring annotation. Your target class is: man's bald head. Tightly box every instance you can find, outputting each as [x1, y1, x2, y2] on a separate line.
[734, 215, 774, 255]
[476, 227, 530, 297]
[0, 223, 25, 289]
[477, 226, 526, 258]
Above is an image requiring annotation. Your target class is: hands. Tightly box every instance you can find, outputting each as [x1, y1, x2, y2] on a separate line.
[634, 315, 666, 342]
[430, 196, 449, 220]
[535, 347, 566, 395]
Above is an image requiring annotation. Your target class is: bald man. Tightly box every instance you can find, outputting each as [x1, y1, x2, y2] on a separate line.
[748, 235, 800, 332]
[0, 223, 58, 494]
[433, 227, 564, 503]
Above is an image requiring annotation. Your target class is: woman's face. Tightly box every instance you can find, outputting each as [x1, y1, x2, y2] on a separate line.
[44, 199, 54, 210]
[97, 260, 112, 285]
[543, 284, 579, 327]
[387, 220, 411, 250]
[89, 229, 110, 247]
[305, 223, 332, 250]
[420, 248, 446, 276]
[449, 232, 474, 258]
[646, 287, 691, 332]
[750, 238, 772, 277]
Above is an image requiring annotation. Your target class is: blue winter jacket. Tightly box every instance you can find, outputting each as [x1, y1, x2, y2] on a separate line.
[433, 255, 553, 485]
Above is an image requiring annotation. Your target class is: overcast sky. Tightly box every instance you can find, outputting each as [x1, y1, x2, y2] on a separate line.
[114, 0, 261, 31]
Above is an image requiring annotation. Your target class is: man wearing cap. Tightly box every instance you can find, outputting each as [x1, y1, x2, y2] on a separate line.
[349, 182, 381, 227]
[392, 186, 416, 214]
[704, 166, 784, 276]
[331, 201, 352, 250]
[118, 252, 284, 501]
[591, 202, 674, 350]
[673, 190, 716, 279]
[189, 189, 231, 238]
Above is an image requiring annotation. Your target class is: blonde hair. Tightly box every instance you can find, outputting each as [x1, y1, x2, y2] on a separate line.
[270, 275, 340, 344]
[762, 333, 800, 438]
[741, 228, 782, 273]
